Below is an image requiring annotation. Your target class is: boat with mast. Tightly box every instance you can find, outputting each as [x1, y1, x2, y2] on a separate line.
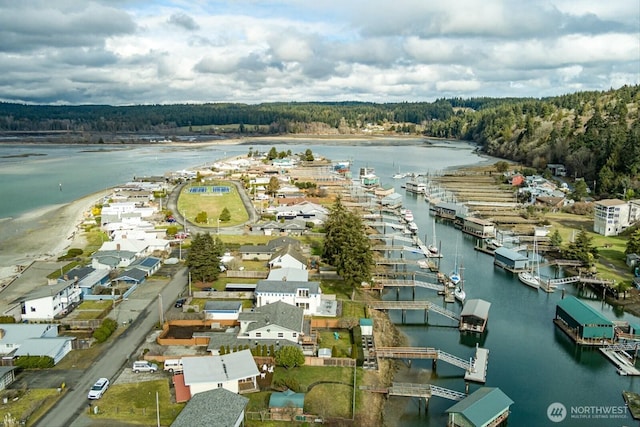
[427, 219, 438, 255]
[454, 262, 466, 303]
[518, 236, 541, 289]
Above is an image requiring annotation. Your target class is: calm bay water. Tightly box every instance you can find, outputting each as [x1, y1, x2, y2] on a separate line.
[0, 139, 637, 426]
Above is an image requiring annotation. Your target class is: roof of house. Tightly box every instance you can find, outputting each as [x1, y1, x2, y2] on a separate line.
[0, 366, 17, 378]
[0, 324, 57, 347]
[182, 350, 259, 386]
[100, 239, 149, 253]
[460, 299, 491, 320]
[239, 301, 304, 333]
[59, 266, 95, 282]
[15, 337, 75, 359]
[18, 280, 77, 302]
[494, 247, 529, 262]
[92, 250, 137, 262]
[267, 237, 301, 250]
[596, 198, 627, 207]
[360, 318, 374, 326]
[445, 387, 513, 424]
[557, 296, 613, 326]
[269, 244, 307, 266]
[269, 388, 305, 409]
[170, 387, 249, 427]
[115, 268, 147, 282]
[255, 280, 320, 295]
[204, 301, 243, 312]
[131, 256, 162, 269]
[267, 267, 309, 282]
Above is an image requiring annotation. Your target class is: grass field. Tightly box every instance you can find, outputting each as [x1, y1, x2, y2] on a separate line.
[0, 388, 61, 426]
[177, 180, 248, 227]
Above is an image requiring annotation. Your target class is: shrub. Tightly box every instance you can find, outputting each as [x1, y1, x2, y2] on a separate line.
[0, 316, 16, 323]
[92, 318, 118, 343]
[273, 377, 301, 392]
[14, 356, 54, 369]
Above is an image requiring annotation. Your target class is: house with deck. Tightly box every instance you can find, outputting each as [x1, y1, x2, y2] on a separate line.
[238, 301, 304, 345]
[240, 237, 302, 261]
[181, 350, 260, 397]
[255, 280, 321, 315]
[594, 198, 631, 236]
[19, 279, 83, 321]
[0, 324, 73, 365]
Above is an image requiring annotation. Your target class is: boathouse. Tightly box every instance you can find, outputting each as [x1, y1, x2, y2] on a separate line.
[459, 299, 491, 333]
[433, 202, 466, 220]
[493, 247, 529, 271]
[462, 217, 496, 239]
[445, 387, 513, 427]
[360, 318, 373, 336]
[554, 296, 615, 345]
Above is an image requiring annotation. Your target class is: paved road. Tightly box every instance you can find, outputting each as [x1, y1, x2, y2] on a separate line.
[34, 268, 189, 427]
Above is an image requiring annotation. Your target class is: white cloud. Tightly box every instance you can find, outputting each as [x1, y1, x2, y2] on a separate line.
[0, 0, 637, 105]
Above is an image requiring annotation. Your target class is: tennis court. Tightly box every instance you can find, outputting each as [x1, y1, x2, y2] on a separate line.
[187, 186, 231, 194]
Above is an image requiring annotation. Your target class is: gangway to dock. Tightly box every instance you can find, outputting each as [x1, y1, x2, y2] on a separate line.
[548, 275, 615, 287]
[373, 346, 489, 383]
[372, 278, 444, 292]
[600, 344, 640, 376]
[365, 300, 460, 322]
[360, 382, 466, 402]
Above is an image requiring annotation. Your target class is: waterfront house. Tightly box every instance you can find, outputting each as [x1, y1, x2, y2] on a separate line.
[91, 249, 138, 270]
[433, 202, 467, 220]
[181, 350, 260, 397]
[19, 279, 82, 321]
[170, 387, 249, 427]
[255, 281, 321, 315]
[269, 389, 305, 421]
[593, 198, 631, 236]
[459, 299, 491, 333]
[238, 301, 304, 345]
[493, 247, 529, 271]
[554, 296, 615, 345]
[445, 387, 513, 427]
[462, 217, 496, 239]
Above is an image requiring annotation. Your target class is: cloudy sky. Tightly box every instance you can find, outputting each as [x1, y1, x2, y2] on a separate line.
[1, 0, 638, 105]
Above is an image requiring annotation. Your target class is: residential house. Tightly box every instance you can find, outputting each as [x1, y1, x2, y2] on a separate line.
[594, 199, 631, 236]
[267, 267, 309, 282]
[170, 387, 249, 427]
[238, 301, 304, 345]
[182, 350, 260, 396]
[0, 324, 73, 365]
[112, 268, 147, 285]
[19, 279, 82, 321]
[255, 281, 321, 315]
[91, 250, 138, 270]
[445, 387, 513, 427]
[274, 201, 328, 225]
[510, 174, 524, 186]
[269, 245, 307, 270]
[462, 217, 496, 239]
[240, 237, 302, 261]
[269, 389, 305, 421]
[98, 239, 150, 257]
[546, 163, 567, 176]
[204, 301, 243, 321]
[130, 256, 162, 277]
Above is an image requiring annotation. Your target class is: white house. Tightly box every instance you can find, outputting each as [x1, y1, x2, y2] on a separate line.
[20, 279, 83, 321]
[99, 239, 149, 257]
[182, 350, 260, 396]
[238, 301, 304, 344]
[269, 245, 307, 270]
[255, 281, 321, 315]
[204, 301, 243, 321]
[91, 250, 138, 269]
[0, 324, 59, 356]
[266, 267, 309, 282]
[594, 199, 631, 236]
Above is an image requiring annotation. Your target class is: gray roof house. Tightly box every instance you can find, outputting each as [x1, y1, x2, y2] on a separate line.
[182, 350, 260, 396]
[255, 280, 323, 316]
[15, 337, 75, 365]
[130, 256, 162, 276]
[171, 387, 249, 427]
[268, 245, 307, 270]
[238, 301, 304, 345]
[240, 237, 302, 260]
[113, 268, 147, 285]
[91, 250, 138, 269]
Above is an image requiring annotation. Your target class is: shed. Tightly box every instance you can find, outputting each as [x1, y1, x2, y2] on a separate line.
[0, 367, 17, 391]
[360, 318, 374, 336]
[318, 348, 332, 358]
[269, 388, 305, 420]
[554, 296, 615, 345]
[459, 299, 491, 333]
[493, 247, 529, 271]
[445, 387, 513, 427]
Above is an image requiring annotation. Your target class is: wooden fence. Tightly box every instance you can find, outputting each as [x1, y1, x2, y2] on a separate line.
[226, 270, 268, 278]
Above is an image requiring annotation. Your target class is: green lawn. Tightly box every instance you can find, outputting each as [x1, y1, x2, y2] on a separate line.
[177, 180, 248, 227]
[317, 330, 353, 358]
[87, 379, 184, 425]
[0, 388, 61, 426]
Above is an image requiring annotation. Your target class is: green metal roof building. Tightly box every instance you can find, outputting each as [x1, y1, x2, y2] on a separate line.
[445, 387, 513, 427]
[555, 296, 614, 344]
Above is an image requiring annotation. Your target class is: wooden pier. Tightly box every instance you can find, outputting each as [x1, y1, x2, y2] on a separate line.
[365, 300, 460, 322]
[374, 346, 488, 383]
[600, 343, 640, 376]
[361, 382, 466, 401]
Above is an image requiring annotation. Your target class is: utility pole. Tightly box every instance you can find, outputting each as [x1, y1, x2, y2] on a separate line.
[158, 294, 164, 325]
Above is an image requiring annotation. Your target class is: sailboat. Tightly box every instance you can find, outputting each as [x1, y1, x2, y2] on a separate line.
[454, 263, 466, 303]
[449, 238, 461, 285]
[427, 220, 439, 255]
[518, 236, 541, 289]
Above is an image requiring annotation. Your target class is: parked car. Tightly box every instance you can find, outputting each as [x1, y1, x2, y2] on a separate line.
[88, 377, 109, 400]
[132, 361, 158, 373]
[163, 359, 183, 373]
[174, 298, 186, 308]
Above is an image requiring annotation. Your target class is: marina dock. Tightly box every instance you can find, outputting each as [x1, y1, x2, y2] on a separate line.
[600, 343, 640, 376]
[365, 300, 460, 322]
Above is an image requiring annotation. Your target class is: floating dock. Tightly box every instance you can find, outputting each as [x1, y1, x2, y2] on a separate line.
[600, 344, 640, 376]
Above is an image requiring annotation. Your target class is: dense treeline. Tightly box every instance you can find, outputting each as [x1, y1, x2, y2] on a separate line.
[1, 85, 638, 196]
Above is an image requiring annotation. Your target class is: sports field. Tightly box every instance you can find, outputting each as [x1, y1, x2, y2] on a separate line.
[177, 180, 249, 228]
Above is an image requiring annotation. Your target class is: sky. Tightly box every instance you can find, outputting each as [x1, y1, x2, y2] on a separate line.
[0, 0, 638, 105]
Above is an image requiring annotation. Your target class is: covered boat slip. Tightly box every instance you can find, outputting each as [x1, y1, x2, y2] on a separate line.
[459, 299, 491, 333]
[554, 296, 615, 345]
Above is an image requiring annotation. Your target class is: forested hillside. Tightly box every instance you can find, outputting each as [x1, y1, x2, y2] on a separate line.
[1, 85, 638, 197]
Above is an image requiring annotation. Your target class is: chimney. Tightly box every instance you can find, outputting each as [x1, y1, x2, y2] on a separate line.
[0, 329, 4, 339]
[116, 243, 121, 251]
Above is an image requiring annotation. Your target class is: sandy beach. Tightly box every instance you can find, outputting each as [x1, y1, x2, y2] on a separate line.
[0, 191, 103, 283]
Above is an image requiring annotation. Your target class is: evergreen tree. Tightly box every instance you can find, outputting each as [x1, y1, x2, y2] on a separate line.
[185, 233, 224, 283]
[267, 146, 278, 160]
[564, 228, 598, 266]
[275, 346, 305, 369]
[267, 176, 280, 196]
[549, 229, 563, 249]
[322, 197, 374, 287]
[626, 229, 640, 255]
[219, 207, 231, 222]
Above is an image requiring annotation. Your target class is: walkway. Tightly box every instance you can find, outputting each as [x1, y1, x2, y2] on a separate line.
[365, 300, 460, 322]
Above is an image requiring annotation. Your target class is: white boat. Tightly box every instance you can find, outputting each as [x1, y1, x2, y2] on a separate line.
[518, 237, 541, 289]
[454, 286, 466, 303]
[408, 222, 418, 233]
[487, 238, 503, 248]
[427, 244, 439, 254]
[428, 220, 438, 254]
[450, 271, 461, 285]
[404, 210, 414, 222]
